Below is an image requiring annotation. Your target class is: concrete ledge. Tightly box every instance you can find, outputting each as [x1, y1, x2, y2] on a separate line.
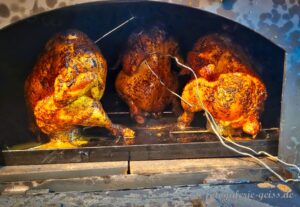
[0, 161, 128, 182]
[0, 158, 285, 194]
[130, 157, 278, 175]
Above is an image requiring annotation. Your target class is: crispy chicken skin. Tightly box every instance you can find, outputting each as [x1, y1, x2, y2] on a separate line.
[185, 34, 258, 80]
[178, 34, 267, 137]
[25, 30, 134, 148]
[115, 27, 182, 124]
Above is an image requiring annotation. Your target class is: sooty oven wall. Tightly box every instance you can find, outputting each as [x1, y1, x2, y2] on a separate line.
[0, 1, 284, 147]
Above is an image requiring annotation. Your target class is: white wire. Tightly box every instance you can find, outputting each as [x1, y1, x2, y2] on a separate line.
[143, 54, 300, 183]
[169, 55, 300, 178]
[144, 61, 193, 107]
[94, 16, 136, 43]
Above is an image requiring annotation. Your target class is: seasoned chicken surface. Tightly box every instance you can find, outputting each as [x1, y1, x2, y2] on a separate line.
[185, 34, 258, 81]
[115, 27, 182, 124]
[178, 34, 267, 137]
[25, 30, 134, 149]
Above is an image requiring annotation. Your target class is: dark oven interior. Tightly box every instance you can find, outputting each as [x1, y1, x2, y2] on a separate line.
[0, 1, 284, 164]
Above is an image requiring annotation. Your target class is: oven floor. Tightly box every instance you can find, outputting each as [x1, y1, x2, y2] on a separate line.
[2, 113, 279, 165]
[7, 113, 279, 149]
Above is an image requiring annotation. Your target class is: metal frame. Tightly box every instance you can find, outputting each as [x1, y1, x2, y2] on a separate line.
[2, 131, 278, 165]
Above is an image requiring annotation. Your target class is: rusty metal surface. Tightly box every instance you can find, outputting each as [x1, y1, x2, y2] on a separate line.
[0, 181, 299, 206]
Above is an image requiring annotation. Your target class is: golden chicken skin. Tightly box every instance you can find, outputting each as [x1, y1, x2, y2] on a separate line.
[178, 34, 267, 137]
[115, 27, 182, 124]
[185, 34, 258, 81]
[25, 30, 134, 149]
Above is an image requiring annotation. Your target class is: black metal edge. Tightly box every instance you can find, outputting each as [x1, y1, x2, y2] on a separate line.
[1, 139, 278, 166]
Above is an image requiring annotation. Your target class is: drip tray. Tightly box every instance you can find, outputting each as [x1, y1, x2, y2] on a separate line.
[1, 113, 279, 166]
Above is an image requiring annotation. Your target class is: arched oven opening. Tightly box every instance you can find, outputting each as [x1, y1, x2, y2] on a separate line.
[0, 1, 284, 165]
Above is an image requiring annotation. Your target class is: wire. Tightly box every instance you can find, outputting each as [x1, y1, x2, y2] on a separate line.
[169, 55, 300, 179]
[144, 61, 193, 107]
[143, 53, 300, 183]
[94, 16, 136, 43]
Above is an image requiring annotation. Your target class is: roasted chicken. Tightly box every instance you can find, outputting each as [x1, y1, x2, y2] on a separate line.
[178, 34, 267, 137]
[25, 30, 134, 149]
[115, 27, 182, 124]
